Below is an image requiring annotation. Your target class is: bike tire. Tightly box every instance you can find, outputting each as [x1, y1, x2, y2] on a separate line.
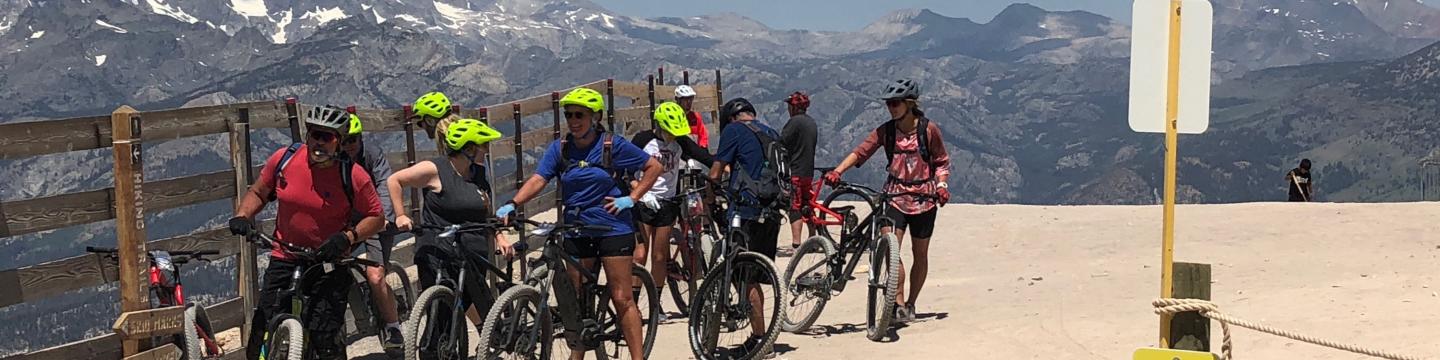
[265, 317, 305, 360]
[865, 232, 902, 341]
[387, 261, 416, 322]
[478, 284, 551, 360]
[688, 252, 783, 360]
[666, 231, 706, 318]
[404, 286, 468, 360]
[780, 235, 837, 333]
[182, 303, 221, 360]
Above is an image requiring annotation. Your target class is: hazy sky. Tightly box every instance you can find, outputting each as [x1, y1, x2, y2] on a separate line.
[591, 0, 1134, 31]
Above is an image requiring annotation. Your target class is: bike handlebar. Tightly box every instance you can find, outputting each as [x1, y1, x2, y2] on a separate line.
[410, 222, 531, 255]
[246, 231, 380, 268]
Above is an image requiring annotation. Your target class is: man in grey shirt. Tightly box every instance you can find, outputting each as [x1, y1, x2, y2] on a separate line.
[781, 92, 818, 254]
[340, 113, 406, 350]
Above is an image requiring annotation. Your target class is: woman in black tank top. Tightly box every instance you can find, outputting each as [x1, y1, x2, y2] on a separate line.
[385, 119, 510, 337]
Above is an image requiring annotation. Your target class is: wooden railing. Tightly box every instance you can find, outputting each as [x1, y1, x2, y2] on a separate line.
[0, 71, 723, 360]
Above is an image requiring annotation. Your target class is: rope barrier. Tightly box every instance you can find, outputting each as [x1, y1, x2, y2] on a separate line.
[1152, 298, 1427, 360]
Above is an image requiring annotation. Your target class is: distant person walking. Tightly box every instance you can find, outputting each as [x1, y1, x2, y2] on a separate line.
[1287, 159, 1313, 202]
[780, 91, 818, 254]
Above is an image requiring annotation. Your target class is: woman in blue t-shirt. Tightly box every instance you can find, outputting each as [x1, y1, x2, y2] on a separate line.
[498, 88, 662, 360]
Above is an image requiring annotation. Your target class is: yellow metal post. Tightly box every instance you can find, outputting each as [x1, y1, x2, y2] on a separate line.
[1159, 0, 1184, 348]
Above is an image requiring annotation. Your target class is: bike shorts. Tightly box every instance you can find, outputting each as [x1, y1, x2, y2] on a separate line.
[563, 234, 636, 259]
[883, 204, 938, 239]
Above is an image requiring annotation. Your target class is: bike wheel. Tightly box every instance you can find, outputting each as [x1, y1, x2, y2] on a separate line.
[780, 235, 837, 333]
[388, 261, 416, 322]
[865, 233, 902, 341]
[666, 228, 706, 318]
[688, 252, 783, 360]
[182, 303, 222, 360]
[479, 284, 551, 360]
[404, 286, 469, 360]
[817, 188, 875, 242]
[264, 317, 305, 360]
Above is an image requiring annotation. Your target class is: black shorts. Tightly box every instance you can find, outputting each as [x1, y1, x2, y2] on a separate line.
[564, 234, 636, 259]
[636, 198, 680, 227]
[883, 204, 938, 239]
[741, 219, 781, 260]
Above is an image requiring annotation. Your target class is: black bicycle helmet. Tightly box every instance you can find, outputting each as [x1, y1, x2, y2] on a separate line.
[719, 97, 756, 122]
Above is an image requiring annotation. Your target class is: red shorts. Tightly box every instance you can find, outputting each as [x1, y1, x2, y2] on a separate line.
[790, 176, 816, 213]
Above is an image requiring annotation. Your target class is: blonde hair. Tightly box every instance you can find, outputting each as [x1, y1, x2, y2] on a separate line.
[433, 113, 461, 153]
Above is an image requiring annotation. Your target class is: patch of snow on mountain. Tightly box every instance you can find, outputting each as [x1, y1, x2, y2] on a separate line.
[147, 0, 199, 24]
[272, 10, 293, 43]
[301, 7, 347, 26]
[94, 55, 107, 66]
[230, 0, 267, 18]
[434, 0, 479, 28]
[95, 19, 129, 33]
[29, 30, 43, 39]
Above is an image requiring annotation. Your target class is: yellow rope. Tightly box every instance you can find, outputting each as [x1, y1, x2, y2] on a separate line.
[1152, 298, 1427, 360]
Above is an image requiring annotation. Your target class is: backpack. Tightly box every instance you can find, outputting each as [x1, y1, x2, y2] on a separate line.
[555, 132, 631, 194]
[882, 118, 936, 185]
[733, 122, 793, 210]
[269, 143, 356, 207]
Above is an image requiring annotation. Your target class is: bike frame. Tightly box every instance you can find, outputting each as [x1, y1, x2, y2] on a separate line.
[417, 224, 518, 357]
[791, 182, 898, 295]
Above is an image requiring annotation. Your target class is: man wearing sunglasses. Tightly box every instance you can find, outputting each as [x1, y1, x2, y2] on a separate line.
[824, 78, 951, 326]
[339, 113, 407, 351]
[230, 105, 386, 360]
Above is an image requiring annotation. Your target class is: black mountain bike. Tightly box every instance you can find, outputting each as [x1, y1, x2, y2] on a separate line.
[247, 230, 380, 360]
[479, 218, 660, 360]
[403, 221, 526, 360]
[687, 182, 784, 360]
[344, 240, 416, 345]
[780, 170, 936, 341]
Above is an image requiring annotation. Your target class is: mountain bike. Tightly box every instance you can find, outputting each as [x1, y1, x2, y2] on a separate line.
[479, 218, 660, 360]
[86, 246, 224, 360]
[664, 176, 722, 318]
[404, 221, 526, 360]
[687, 181, 784, 360]
[247, 230, 380, 360]
[780, 167, 937, 341]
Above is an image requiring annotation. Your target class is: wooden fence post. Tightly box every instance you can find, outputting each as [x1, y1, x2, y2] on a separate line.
[1170, 262, 1212, 351]
[647, 75, 656, 132]
[657, 67, 665, 86]
[402, 106, 421, 215]
[551, 92, 563, 215]
[284, 98, 301, 143]
[111, 105, 149, 356]
[606, 79, 616, 134]
[230, 107, 257, 346]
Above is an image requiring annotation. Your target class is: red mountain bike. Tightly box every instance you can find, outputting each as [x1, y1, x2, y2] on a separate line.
[87, 246, 224, 359]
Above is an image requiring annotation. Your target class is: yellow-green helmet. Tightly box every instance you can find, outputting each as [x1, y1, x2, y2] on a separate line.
[413, 92, 451, 119]
[347, 114, 364, 136]
[559, 88, 605, 113]
[444, 119, 502, 151]
[653, 101, 690, 137]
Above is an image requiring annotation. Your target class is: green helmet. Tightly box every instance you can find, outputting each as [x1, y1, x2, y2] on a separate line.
[444, 119, 502, 151]
[347, 114, 364, 136]
[653, 101, 690, 137]
[559, 88, 605, 114]
[413, 92, 451, 119]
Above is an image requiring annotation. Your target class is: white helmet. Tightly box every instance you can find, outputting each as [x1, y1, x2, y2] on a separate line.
[305, 105, 349, 132]
[674, 85, 697, 99]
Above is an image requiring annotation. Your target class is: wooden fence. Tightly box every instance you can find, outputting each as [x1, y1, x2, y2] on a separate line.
[0, 70, 723, 360]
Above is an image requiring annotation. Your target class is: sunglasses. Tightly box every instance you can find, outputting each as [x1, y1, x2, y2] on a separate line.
[564, 111, 590, 120]
[308, 129, 339, 143]
[885, 99, 907, 108]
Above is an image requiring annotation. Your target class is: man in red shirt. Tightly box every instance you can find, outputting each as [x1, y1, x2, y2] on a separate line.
[825, 79, 950, 326]
[230, 105, 385, 360]
[675, 85, 709, 148]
